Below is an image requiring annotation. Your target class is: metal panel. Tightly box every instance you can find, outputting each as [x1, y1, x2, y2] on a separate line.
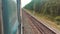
[17, 0, 21, 34]
[2, 0, 19, 34]
[0, 0, 3, 34]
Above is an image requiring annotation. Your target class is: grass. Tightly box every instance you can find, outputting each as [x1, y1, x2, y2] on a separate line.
[24, 9, 60, 31]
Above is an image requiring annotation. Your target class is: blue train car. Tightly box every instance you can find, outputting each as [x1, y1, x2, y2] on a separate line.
[1, 0, 20, 34]
[0, 0, 3, 34]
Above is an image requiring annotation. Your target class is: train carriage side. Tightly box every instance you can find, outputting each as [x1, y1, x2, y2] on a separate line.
[1, 0, 20, 34]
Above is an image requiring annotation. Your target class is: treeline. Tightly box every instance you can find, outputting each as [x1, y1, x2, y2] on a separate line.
[24, 0, 60, 24]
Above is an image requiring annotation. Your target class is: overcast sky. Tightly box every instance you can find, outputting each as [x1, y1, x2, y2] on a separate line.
[21, 0, 32, 8]
[13, 0, 31, 8]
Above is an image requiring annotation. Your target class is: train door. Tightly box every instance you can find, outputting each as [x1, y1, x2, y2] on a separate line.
[2, 0, 20, 34]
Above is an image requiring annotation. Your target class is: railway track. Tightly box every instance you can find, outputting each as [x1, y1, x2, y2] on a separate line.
[22, 9, 56, 34]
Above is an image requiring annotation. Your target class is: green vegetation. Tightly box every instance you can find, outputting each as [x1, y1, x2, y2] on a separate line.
[24, 0, 60, 25]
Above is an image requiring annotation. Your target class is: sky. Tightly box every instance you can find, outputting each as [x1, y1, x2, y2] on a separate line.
[21, 0, 32, 8]
[13, 0, 32, 8]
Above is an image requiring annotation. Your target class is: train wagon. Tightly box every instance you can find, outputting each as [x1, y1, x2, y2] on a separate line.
[0, 0, 3, 34]
[0, 0, 21, 34]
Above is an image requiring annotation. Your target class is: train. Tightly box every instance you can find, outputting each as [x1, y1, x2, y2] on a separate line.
[0, 0, 21, 34]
